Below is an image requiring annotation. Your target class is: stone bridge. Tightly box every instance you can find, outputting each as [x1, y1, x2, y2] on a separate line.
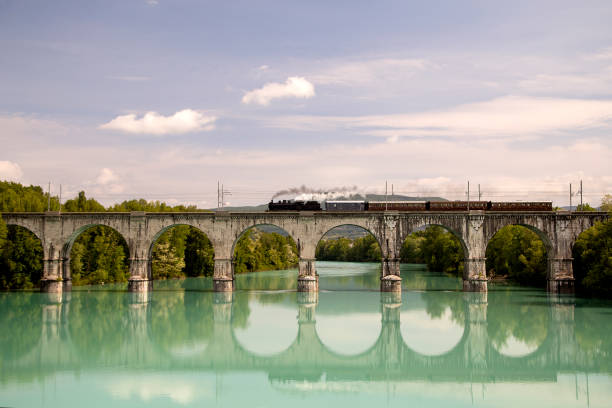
[1, 210, 607, 293]
[2, 291, 608, 385]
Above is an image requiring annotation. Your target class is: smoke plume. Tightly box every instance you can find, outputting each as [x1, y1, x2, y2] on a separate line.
[272, 185, 360, 201]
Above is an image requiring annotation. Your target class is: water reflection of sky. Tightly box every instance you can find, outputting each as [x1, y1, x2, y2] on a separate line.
[234, 301, 298, 355]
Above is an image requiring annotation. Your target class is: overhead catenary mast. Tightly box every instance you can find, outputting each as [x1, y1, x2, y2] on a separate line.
[385, 181, 388, 211]
[467, 181, 470, 211]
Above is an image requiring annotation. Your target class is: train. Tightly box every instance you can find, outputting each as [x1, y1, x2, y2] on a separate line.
[267, 200, 553, 212]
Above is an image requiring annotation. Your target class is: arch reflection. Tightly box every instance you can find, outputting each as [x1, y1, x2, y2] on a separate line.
[5, 287, 612, 389]
[400, 292, 465, 356]
[233, 294, 298, 356]
[315, 292, 382, 356]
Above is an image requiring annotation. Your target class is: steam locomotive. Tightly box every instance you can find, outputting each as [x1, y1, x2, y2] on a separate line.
[267, 200, 553, 212]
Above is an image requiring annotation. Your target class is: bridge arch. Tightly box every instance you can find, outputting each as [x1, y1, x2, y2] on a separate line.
[485, 221, 553, 256]
[62, 224, 131, 285]
[231, 224, 299, 279]
[401, 220, 468, 259]
[2, 218, 43, 243]
[63, 223, 130, 260]
[485, 224, 549, 285]
[148, 223, 216, 260]
[315, 224, 382, 263]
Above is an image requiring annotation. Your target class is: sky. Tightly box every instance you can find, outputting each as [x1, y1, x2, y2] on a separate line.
[1, 0, 611, 207]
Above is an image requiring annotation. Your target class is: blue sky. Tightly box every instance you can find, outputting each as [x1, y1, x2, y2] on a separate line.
[1, 0, 611, 206]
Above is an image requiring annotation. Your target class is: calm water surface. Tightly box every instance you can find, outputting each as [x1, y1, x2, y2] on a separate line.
[1, 262, 612, 407]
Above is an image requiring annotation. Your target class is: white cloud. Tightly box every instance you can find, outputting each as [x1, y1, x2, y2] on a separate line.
[99, 109, 216, 135]
[0, 161, 23, 181]
[262, 96, 612, 139]
[96, 168, 118, 185]
[242, 77, 315, 106]
[311, 58, 430, 85]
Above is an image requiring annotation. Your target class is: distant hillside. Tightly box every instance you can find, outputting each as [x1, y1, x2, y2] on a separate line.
[211, 204, 268, 212]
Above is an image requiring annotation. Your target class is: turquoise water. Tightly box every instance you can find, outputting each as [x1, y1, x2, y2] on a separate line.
[1, 262, 612, 407]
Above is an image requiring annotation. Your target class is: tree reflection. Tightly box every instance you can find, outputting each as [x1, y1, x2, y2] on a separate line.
[0, 293, 42, 362]
[68, 291, 130, 359]
[487, 292, 548, 356]
[150, 291, 214, 356]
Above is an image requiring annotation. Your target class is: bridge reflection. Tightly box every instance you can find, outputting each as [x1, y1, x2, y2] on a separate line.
[1, 289, 611, 387]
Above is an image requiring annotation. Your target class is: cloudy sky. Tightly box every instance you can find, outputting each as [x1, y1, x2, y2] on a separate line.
[1, 0, 611, 207]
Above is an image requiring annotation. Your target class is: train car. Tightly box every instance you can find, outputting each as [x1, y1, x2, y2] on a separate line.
[489, 202, 552, 211]
[428, 201, 490, 211]
[268, 200, 322, 211]
[367, 201, 428, 211]
[325, 201, 366, 211]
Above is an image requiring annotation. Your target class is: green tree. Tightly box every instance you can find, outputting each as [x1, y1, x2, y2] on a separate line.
[576, 203, 596, 211]
[234, 228, 298, 273]
[0, 226, 43, 290]
[63, 191, 105, 212]
[0, 181, 59, 211]
[152, 235, 185, 280]
[601, 194, 612, 212]
[573, 219, 612, 297]
[485, 225, 547, 285]
[70, 226, 129, 285]
[418, 226, 464, 274]
[183, 228, 215, 277]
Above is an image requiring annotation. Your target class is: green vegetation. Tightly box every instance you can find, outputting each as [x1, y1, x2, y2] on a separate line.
[316, 235, 381, 262]
[400, 226, 464, 274]
[70, 226, 129, 285]
[0, 181, 59, 211]
[487, 292, 549, 353]
[234, 228, 298, 273]
[0, 224, 43, 290]
[573, 219, 612, 297]
[486, 225, 547, 286]
[152, 226, 214, 280]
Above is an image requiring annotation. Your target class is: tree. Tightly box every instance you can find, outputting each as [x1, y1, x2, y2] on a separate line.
[601, 194, 612, 213]
[576, 203, 596, 211]
[573, 219, 612, 297]
[70, 226, 129, 285]
[63, 191, 105, 212]
[417, 226, 464, 274]
[0, 226, 43, 289]
[234, 228, 298, 273]
[486, 225, 547, 285]
[184, 228, 215, 277]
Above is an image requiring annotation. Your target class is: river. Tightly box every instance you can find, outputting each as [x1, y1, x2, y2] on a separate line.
[1, 261, 611, 407]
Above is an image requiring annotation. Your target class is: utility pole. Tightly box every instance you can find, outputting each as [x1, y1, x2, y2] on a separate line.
[478, 184, 481, 201]
[385, 181, 388, 211]
[467, 181, 470, 211]
[59, 184, 62, 213]
[580, 180, 583, 209]
[221, 184, 231, 209]
[391, 183, 394, 198]
[47, 181, 51, 211]
[569, 183, 572, 211]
